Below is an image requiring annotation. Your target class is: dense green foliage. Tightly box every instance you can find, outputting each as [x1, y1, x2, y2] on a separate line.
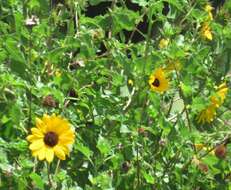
[0, 0, 231, 189]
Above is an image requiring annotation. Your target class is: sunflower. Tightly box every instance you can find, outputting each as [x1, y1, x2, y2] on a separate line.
[197, 104, 217, 124]
[27, 114, 75, 163]
[200, 22, 213, 41]
[197, 82, 228, 124]
[204, 4, 213, 20]
[149, 68, 169, 93]
[212, 82, 228, 107]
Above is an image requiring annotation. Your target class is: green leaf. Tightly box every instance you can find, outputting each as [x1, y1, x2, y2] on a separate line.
[5, 38, 28, 78]
[29, 173, 44, 190]
[120, 124, 131, 133]
[120, 85, 130, 97]
[142, 171, 155, 184]
[112, 7, 139, 34]
[97, 135, 111, 155]
[76, 142, 93, 164]
[89, 0, 110, 6]
[131, 0, 148, 7]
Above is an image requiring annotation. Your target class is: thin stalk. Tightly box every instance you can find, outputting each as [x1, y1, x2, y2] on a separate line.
[136, 11, 155, 189]
[136, 143, 140, 188]
[47, 163, 52, 187]
[54, 159, 61, 175]
[27, 28, 32, 128]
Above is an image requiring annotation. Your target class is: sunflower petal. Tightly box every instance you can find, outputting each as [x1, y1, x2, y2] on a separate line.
[46, 147, 54, 163]
[26, 134, 43, 142]
[37, 147, 46, 160]
[31, 128, 43, 137]
[35, 117, 46, 133]
[54, 146, 66, 160]
[29, 139, 44, 150]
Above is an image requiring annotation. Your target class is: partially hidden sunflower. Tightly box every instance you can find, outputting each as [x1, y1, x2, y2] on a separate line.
[197, 82, 228, 124]
[197, 104, 217, 124]
[200, 22, 213, 41]
[149, 68, 169, 93]
[204, 4, 213, 21]
[27, 114, 75, 162]
[211, 82, 228, 107]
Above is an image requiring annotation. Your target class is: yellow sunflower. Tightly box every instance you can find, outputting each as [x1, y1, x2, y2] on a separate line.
[204, 4, 213, 20]
[197, 82, 228, 124]
[200, 22, 213, 41]
[149, 68, 169, 93]
[27, 114, 75, 163]
[211, 82, 228, 107]
[197, 104, 217, 124]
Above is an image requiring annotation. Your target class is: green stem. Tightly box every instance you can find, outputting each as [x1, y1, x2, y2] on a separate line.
[54, 159, 60, 176]
[28, 28, 32, 128]
[47, 163, 52, 187]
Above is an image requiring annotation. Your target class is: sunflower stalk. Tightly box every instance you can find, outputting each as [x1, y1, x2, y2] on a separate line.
[54, 159, 61, 176]
[47, 163, 53, 187]
[135, 11, 155, 189]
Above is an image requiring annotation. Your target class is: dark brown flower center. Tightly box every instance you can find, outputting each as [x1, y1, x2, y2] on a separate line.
[152, 78, 160, 87]
[44, 132, 58, 147]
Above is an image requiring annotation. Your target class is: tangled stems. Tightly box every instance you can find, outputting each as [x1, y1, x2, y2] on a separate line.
[182, 134, 231, 172]
[174, 68, 192, 131]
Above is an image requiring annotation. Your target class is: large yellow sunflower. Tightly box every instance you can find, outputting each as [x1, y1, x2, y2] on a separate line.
[149, 68, 169, 93]
[27, 114, 75, 163]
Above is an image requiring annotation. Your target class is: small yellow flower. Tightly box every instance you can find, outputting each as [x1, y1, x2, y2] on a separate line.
[55, 69, 62, 77]
[128, 79, 134, 86]
[159, 38, 169, 49]
[194, 143, 215, 155]
[149, 68, 169, 93]
[27, 114, 75, 163]
[200, 23, 213, 41]
[205, 4, 213, 20]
